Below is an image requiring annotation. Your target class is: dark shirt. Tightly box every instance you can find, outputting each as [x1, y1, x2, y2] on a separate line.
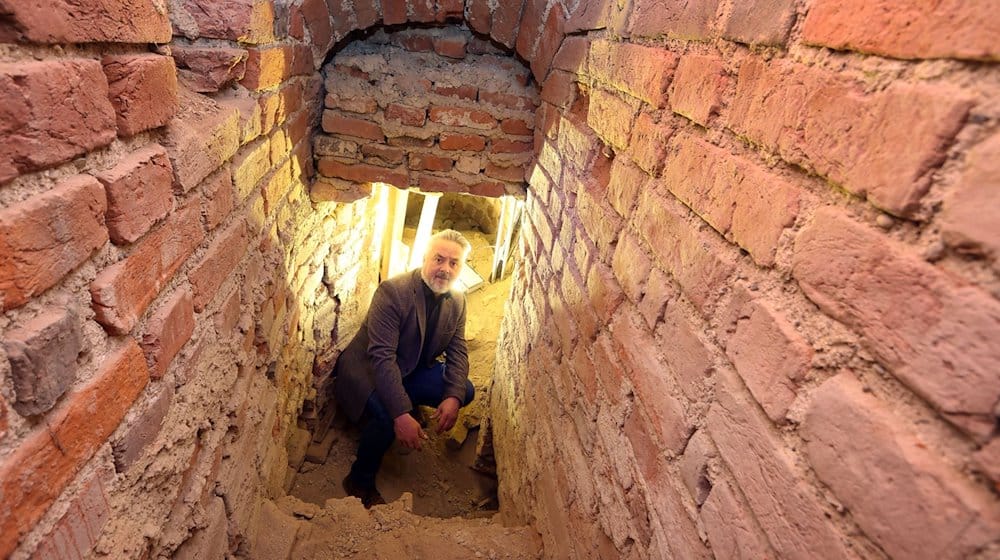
[419, 282, 450, 366]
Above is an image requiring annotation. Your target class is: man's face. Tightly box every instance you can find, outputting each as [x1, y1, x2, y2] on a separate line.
[421, 238, 465, 294]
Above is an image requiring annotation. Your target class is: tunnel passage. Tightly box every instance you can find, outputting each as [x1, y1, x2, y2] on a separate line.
[1, 0, 999, 559]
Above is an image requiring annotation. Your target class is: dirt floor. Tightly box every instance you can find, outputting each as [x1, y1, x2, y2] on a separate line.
[290, 230, 513, 519]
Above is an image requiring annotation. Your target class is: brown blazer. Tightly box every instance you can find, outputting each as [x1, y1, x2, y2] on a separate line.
[333, 269, 469, 422]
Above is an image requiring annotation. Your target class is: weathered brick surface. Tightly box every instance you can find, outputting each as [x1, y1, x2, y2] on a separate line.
[3, 307, 82, 417]
[707, 370, 852, 559]
[0, 60, 116, 184]
[802, 0, 998, 61]
[429, 106, 498, 130]
[633, 189, 734, 314]
[322, 112, 384, 141]
[173, 46, 248, 93]
[96, 144, 174, 245]
[700, 479, 774, 559]
[0, 175, 108, 312]
[29, 471, 111, 560]
[0, 0, 171, 43]
[491, 0, 525, 48]
[0, 341, 148, 560]
[940, 133, 1000, 257]
[318, 158, 409, 187]
[587, 88, 639, 151]
[164, 90, 241, 192]
[112, 385, 173, 473]
[440, 132, 486, 152]
[727, 58, 972, 217]
[190, 221, 250, 312]
[201, 167, 236, 231]
[803, 373, 1000, 559]
[726, 299, 811, 422]
[662, 135, 799, 266]
[175, 0, 275, 44]
[466, 0, 492, 34]
[385, 103, 427, 126]
[91, 203, 204, 335]
[102, 54, 179, 137]
[530, 3, 565, 81]
[241, 45, 295, 91]
[626, 0, 720, 40]
[141, 289, 195, 379]
[588, 40, 677, 106]
[669, 54, 726, 126]
[723, 0, 797, 46]
[793, 208, 1000, 427]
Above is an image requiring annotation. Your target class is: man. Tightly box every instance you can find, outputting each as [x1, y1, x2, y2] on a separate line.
[333, 229, 475, 508]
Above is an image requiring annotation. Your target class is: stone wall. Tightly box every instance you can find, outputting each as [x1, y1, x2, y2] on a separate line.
[490, 1, 1000, 559]
[1, 1, 998, 559]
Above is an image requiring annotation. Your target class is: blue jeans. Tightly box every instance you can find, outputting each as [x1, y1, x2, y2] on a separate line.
[349, 362, 475, 489]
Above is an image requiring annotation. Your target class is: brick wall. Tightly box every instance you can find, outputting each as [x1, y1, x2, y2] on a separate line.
[1, 1, 998, 560]
[488, 1, 1000, 559]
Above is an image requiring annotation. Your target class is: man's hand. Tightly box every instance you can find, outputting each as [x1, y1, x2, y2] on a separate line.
[394, 413, 428, 450]
[431, 396, 460, 434]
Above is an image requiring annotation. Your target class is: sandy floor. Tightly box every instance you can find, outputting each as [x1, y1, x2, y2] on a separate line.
[290, 230, 513, 519]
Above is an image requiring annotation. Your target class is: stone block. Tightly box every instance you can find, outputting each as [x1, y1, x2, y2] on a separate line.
[96, 144, 174, 245]
[4, 307, 82, 416]
[102, 54, 179, 136]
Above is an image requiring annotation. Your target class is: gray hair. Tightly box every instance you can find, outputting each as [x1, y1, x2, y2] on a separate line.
[430, 229, 472, 256]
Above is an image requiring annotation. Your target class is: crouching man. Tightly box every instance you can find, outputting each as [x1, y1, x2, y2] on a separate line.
[334, 229, 475, 508]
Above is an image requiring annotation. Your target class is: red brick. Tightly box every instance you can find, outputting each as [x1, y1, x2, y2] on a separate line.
[723, 0, 796, 46]
[96, 144, 174, 245]
[240, 45, 293, 91]
[215, 287, 241, 334]
[607, 157, 648, 218]
[551, 36, 590, 74]
[361, 143, 406, 166]
[803, 373, 1000, 559]
[485, 162, 526, 183]
[322, 112, 384, 141]
[417, 173, 467, 193]
[352, 0, 379, 29]
[436, 0, 463, 21]
[612, 232, 652, 305]
[382, 0, 407, 24]
[540, 70, 575, 108]
[172, 46, 248, 93]
[564, 0, 612, 33]
[803, 0, 998, 61]
[469, 181, 506, 197]
[190, 220, 249, 312]
[409, 153, 453, 171]
[0, 175, 108, 312]
[725, 299, 811, 422]
[439, 132, 486, 151]
[29, 471, 112, 560]
[940, 133, 1000, 258]
[175, 0, 275, 44]
[0, 341, 148, 560]
[638, 267, 674, 329]
[467, 0, 492, 34]
[490, 139, 533, 154]
[395, 30, 434, 52]
[0, 60, 116, 184]
[480, 90, 537, 111]
[501, 118, 533, 136]
[634, 189, 734, 314]
[627, 0, 720, 40]
[164, 90, 241, 192]
[317, 158, 409, 187]
[589, 40, 677, 106]
[728, 58, 972, 217]
[102, 54, 178, 137]
[91, 203, 204, 335]
[112, 385, 173, 473]
[611, 313, 691, 454]
[141, 289, 195, 379]
[385, 103, 427, 126]
[407, 0, 435, 22]
[262, 161, 293, 216]
[388, 135, 436, 148]
[973, 439, 1000, 485]
[298, 0, 334, 54]
[232, 138, 272, 201]
[627, 112, 673, 175]
[707, 370, 851, 559]
[201, 167, 235, 231]
[587, 87, 639, 151]
[530, 2, 566, 81]
[514, 0, 547, 61]
[792, 208, 1000, 431]
[491, 0, 525, 48]
[554, 114, 601, 175]
[701, 479, 774, 559]
[325, 91, 377, 114]
[662, 134, 799, 266]
[433, 34, 468, 59]
[3, 307, 81, 416]
[0, 0, 170, 43]
[432, 83, 478, 100]
[429, 106, 498, 130]
[669, 54, 726, 126]
[0, 402, 6, 441]
[656, 305, 712, 401]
